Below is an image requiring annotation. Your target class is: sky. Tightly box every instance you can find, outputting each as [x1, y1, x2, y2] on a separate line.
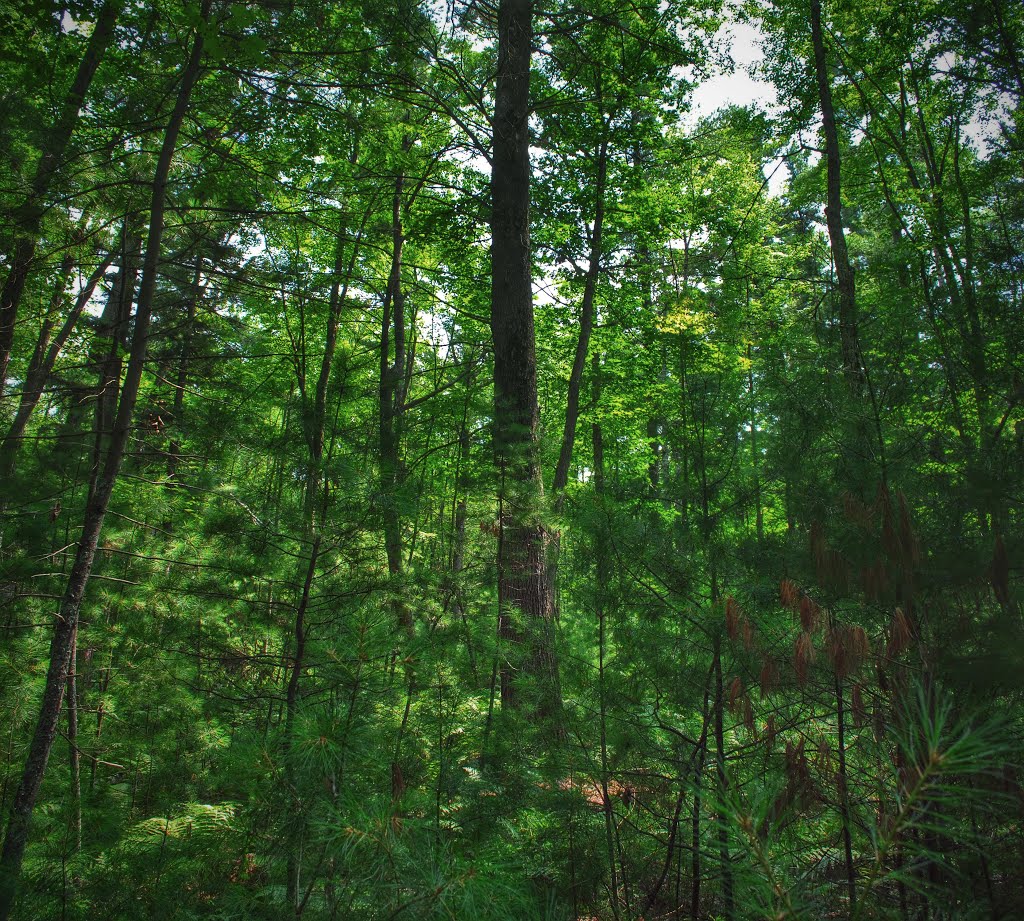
[689, 21, 778, 122]
[685, 21, 790, 198]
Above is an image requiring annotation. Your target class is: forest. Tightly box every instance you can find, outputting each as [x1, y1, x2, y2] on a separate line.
[0, 0, 1022, 918]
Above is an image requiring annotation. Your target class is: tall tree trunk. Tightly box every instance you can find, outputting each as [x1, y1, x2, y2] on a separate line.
[990, 0, 1024, 100]
[713, 638, 735, 921]
[646, 240, 666, 494]
[810, 0, 866, 392]
[546, 124, 608, 627]
[449, 380, 478, 683]
[284, 207, 362, 912]
[690, 684, 710, 919]
[306, 201, 365, 513]
[491, 0, 560, 724]
[88, 223, 143, 482]
[0, 0, 120, 395]
[747, 335, 763, 544]
[0, 252, 113, 475]
[835, 675, 857, 913]
[67, 625, 81, 856]
[590, 353, 621, 919]
[0, 7, 209, 914]
[166, 257, 202, 484]
[551, 128, 608, 501]
[379, 170, 412, 634]
[377, 168, 416, 803]
[284, 535, 321, 915]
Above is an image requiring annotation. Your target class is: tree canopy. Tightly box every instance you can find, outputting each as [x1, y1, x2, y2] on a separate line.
[0, 0, 1022, 918]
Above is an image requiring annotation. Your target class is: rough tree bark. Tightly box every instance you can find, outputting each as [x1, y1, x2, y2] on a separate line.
[490, 0, 560, 723]
[0, 5, 210, 914]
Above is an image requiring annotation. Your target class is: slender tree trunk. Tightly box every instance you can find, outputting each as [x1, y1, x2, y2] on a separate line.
[491, 0, 560, 724]
[646, 240, 666, 494]
[0, 8, 209, 915]
[306, 201, 365, 509]
[376, 167, 418, 805]
[547, 124, 609, 631]
[26, 253, 75, 382]
[810, 0, 866, 391]
[87, 225, 142, 489]
[1, 254, 69, 466]
[379, 170, 412, 634]
[0, 0, 120, 395]
[835, 675, 857, 913]
[67, 625, 81, 856]
[949, 135, 994, 528]
[641, 667, 714, 915]
[552, 128, 608, 501]
[590, 354, 621, 919]
[713, 638, 735, 921]
[990, 0, 1024, 99]
[449, 383, 478, 683]
[166, 258, 202, 484]
[283, 206, 363, 912]
[672, 244, 692, 540]
[747, 337, 763, 544]
[0, 253, 113, 475]
[690, 672, 713, 918]
[284, 535, 321, 915]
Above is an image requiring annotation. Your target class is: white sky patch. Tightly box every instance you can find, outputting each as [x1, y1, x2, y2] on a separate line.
[683, 21, 788, 197]
[688, 22, 778, 123]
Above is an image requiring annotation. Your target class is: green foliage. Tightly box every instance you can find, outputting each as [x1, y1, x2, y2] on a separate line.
[0, 0, 1022, 918]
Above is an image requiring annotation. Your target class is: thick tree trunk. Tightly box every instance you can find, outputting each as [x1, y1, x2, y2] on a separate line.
[0, 7, 209, 915]
[810, 0, 866, 392]
[0, 0, 120, 396]
[491, 0, 560, 723]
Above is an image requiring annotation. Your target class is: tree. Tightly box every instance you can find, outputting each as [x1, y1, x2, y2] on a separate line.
[0, 1, 1020, 917]
[490, 0, 560, 722]
[0, 3, 211, 913]
[0, 0, 120, 397]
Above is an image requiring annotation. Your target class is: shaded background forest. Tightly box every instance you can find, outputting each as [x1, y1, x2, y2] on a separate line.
[0, 0, 1023, 918]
